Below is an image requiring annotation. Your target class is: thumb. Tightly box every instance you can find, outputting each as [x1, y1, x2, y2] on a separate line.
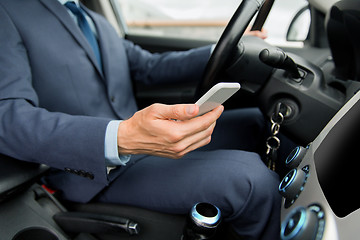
[160, 104, 199, 121]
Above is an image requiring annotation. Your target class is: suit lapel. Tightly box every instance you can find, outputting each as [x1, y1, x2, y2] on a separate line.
[39, 0, 103, 78]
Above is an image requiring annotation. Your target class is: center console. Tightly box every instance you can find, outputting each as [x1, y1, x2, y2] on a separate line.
[279, 89, 360, 239]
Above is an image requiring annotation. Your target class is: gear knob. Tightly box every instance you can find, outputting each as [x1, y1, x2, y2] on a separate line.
[182, 202, 222, 240]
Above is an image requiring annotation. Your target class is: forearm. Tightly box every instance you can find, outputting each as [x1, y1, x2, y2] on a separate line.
[124, 39, 211, 85]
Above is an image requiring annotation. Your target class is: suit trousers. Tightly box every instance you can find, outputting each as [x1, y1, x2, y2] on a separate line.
[96, 108, 282, 240]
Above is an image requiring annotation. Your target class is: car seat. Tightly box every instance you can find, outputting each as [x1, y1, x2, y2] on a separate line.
[326, 0, 360, 81]
[0, 154, 239, 240]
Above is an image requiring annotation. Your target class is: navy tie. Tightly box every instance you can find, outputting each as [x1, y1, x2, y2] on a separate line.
[65, 1, 102, 68]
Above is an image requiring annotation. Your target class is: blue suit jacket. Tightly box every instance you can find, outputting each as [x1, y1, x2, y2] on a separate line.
[0, 0, 210, 202]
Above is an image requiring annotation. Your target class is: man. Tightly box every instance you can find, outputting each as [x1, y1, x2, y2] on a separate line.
[0, 0, 280, 239]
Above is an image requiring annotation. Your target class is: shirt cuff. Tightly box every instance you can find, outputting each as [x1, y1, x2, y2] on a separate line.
[105, 120, 131, 167]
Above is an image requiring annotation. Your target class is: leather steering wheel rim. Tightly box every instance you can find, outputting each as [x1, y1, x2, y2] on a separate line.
[195, 0, 265, 98]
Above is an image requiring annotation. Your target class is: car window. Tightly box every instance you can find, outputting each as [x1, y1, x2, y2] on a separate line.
[111, 0, 309, 47]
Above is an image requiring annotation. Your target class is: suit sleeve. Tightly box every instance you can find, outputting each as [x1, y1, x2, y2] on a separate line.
[123, 39, 211, 86]
[0, 4, 110, 185]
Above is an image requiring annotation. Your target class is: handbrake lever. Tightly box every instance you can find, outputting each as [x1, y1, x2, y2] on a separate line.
[54, 211, 140, 236]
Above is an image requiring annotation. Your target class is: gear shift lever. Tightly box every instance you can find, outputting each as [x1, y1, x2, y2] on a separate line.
[182, 202, 221, 240]
[259, 48, 301, 79]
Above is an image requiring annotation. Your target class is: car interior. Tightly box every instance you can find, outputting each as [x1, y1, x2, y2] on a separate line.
[1, 0, 360, 239]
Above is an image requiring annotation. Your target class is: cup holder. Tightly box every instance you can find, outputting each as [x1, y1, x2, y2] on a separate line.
[12, 227, 59, 240]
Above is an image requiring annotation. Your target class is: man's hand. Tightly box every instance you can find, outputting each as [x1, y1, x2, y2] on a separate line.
[117, 103, 224, 159]
[244, 26, 268, 39]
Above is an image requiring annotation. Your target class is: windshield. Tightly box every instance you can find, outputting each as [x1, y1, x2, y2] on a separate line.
[113, 0, 309, 46]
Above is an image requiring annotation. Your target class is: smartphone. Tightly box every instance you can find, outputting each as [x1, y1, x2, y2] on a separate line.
[195, 82, 241, 116]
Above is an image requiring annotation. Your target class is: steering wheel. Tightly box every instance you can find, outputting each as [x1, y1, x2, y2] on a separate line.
[195, 0, 266, 98]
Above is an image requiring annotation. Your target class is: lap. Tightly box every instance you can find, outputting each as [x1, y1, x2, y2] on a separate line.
[200, 107, 267, 154]
[96, 149, 279, 217]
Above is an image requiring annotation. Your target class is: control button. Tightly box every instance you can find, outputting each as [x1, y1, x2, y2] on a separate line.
[301, 165, 310, 174]
[281, 207, 307, 240]
[281, 205, 324, 240]
[308, 204, 326, 239]
[286, 146, 307, 168]
[279, 168, 307, 202]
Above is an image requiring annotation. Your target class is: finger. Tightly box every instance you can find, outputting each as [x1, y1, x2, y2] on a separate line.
[177, 105, 223, 135]
[177, 136, 212, 158]
[167, 122, 217, 158]
[140, 120, 216, 159]
[181, 122, 216, 152]
[202, 105, 224, 119]
[154, 104, 199, 121]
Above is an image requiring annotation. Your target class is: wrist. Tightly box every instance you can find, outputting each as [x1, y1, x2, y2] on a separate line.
[105, 120, 130, 166]
[117, 119, 134, 155]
